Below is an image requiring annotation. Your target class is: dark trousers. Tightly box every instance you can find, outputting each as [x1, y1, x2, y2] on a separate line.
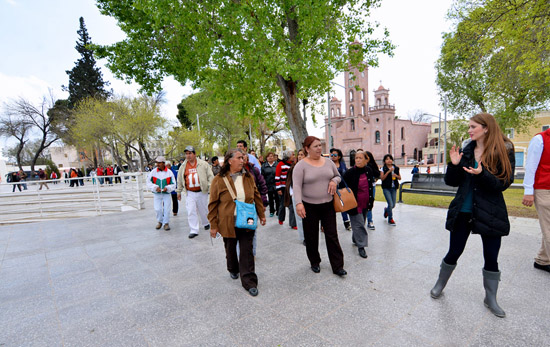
[223, 228, 257, 290]
[443, 212, 502, 272]
[115, 176, 121, 184]
[171, 194, 178, 214]
[12, 184, 21, 192]
[302, 201, 344, 273]
[268, 190, 279, 215]
[278, 193, 296, 226]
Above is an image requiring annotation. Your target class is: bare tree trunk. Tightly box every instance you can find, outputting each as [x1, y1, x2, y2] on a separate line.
[15, 142, 25, 170]
[276, 75, 308, 149]
[139, 141, 152, 164]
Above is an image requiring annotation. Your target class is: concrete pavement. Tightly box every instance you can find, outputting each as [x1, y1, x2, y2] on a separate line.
[0, 198, 548, 346]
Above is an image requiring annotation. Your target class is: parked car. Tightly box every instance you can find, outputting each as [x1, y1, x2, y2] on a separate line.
[407, 159, 419, 165]
[420, 158, 434, 165]
[5, 170, 40, 182]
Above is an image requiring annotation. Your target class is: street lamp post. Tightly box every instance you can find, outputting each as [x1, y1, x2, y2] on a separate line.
[420, 112, 442, 172]
[196, 112, 208, 158]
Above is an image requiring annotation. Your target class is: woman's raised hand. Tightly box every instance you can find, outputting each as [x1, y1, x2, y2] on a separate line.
[449, 145, 463, 166]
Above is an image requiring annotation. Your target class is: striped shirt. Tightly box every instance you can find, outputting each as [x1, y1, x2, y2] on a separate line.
[275, 160, 292, 191]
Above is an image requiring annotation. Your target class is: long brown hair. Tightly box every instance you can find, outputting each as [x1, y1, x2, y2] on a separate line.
[470, 112, 513, 182]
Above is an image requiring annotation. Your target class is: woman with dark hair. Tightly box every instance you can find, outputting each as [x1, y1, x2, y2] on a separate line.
[208, 149, 266, 296]
[285, 148, 306, 241]
[365, 151, 380, 230]
[430, 113, 515, 318]
[330, 148, 351, 230]
[293, 136, 346, 276]
[343, 151, 376, 258]
[380, 154, 400, 226]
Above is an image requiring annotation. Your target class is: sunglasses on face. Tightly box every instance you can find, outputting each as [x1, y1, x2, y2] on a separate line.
[330, 154, 338, 157]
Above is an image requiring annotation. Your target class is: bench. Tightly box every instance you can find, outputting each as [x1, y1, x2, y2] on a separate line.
[398, 173, 457, 203]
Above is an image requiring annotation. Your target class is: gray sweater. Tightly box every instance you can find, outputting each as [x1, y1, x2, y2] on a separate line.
[292, 158, 341, 205]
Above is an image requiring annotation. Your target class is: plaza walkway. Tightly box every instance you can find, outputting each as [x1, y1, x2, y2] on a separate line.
[0, 199, 548, 346]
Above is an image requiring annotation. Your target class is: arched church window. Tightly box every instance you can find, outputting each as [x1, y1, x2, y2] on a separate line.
[384, 97, 388, 105]
[349, 90, 354, 101]
[377, 98, 381, 106]
[331, 109, 334, 117]
[350, 105, 354, 116]
[388, 130, 391, 142]
[337, 108, 341, 116]
[361, 90, 365, 101]
[375, 131, 380, 144]
[401, 127, 405, 140]
[362, 104, 365, 116]
[350, 119, 355, 132]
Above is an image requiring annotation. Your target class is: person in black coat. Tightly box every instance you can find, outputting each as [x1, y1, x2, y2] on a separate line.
[261, 152, 279, 217]
[430, 112, 515, 318]
[343, 151, 375, 258]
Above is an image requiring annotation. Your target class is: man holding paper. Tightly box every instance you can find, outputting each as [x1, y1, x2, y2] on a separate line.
[147, 156, 176, 231]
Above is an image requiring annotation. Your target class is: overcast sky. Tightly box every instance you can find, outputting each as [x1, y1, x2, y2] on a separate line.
[0, 0, 454, 158]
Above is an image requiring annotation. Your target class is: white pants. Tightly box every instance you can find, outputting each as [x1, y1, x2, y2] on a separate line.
[154, 193, 172, 225]
[186, 191, 209, 235]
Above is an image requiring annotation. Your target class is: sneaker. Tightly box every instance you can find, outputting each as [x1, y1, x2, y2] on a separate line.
[388, 219, 396, 226]
[344, 220, 351, 231]
[279, 221, 283, 225]
[164, 223, 171, 231]
[155, 222, 162, 230]
[384, 208, 388, 218]
[292, 226, 298, 230]
[367, 222, 375, 230]
[204, 224, 211, 231]
[270, 213, 274, 217]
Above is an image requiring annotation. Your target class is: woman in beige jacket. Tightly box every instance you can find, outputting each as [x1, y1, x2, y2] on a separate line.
[208, 149, 266, 296]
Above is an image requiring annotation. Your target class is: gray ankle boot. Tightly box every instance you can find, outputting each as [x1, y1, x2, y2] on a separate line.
[430, 260, 457, 299]
[483, 269, 506, 318]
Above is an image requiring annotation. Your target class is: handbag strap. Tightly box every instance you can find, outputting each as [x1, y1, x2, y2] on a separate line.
[338, 175, 352, 193]
[222, 176, 237, 201]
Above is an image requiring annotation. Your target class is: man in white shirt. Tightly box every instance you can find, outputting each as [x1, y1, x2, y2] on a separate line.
[147, 156, 176, 231]
[522, 129, 550, 273]
[237, 140, 261, 171]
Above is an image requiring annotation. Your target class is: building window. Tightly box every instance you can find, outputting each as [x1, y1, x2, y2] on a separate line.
[375, 131, 380, 144]
[506, 128, 515, 139]
[337, 108, 341, 116]
[401, 127, 405, 140]
[330, 136, 334, 147]
[434, 128, 439, 133]
[384, 97, 388, 105]
[402, 145, 405, 156]
[362, 104, 365, 116]
[350, 119, 355, 132]
[350, 105, 354, 116]
[331, 109, 334, 117]
[377, 98, 381, 106]
[361, 90, 365, 101]
[543, 125, 550, 131]
[388, 145, 391, 153]
[349, 90, 354, 102]
[361, 71, 365, 77]
[388, 130, 391, 142]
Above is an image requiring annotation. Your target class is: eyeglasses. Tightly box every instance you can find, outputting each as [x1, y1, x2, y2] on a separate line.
[330, 154, 338, 157]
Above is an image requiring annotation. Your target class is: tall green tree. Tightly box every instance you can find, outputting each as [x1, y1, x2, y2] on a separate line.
[95, 0, 393, 147]
[65, 17, 111, 109]
[437, 0, 550, 132]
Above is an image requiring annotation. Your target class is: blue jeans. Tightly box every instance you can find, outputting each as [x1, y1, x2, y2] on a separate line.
[382, 188, 397, 220]
[367, 185, 376, 223]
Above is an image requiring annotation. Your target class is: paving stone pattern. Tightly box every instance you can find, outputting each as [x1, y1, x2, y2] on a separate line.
[0, 199, 548, 346]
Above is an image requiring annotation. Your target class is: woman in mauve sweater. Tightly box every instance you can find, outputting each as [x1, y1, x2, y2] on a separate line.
[293, 136, 347, 277]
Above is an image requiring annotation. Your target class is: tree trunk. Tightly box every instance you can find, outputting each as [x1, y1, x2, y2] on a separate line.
[30, 137, 47, 173]
[276, 74, 308, 149]
[139, 141, 152, 164]
[15, 142, 24, 170]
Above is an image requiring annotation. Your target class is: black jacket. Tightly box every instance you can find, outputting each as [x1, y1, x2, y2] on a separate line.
[342, 165, 375, 216]
[261, 161, 277, 192]
[445, 140, 515, 237]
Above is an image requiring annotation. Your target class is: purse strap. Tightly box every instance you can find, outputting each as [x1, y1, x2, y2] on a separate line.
[338, 175, 352, 193]
[222, 176, 237, 200]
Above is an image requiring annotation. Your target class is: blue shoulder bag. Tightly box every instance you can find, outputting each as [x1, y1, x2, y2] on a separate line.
[223, 176, 257, 230]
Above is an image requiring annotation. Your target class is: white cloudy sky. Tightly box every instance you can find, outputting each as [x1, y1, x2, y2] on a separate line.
[0, 0, 454, 157]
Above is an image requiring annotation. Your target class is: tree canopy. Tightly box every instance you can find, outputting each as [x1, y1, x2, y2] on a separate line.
[95, 0, 393, 147]
[437, 0, 550, 132]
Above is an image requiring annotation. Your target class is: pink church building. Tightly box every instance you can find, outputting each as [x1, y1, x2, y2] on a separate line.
[323, 65, 430, 164]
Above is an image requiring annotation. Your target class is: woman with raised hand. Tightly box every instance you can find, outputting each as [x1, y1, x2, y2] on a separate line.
[293, 136, 347, 276]
[430, 112, 515, 318]
[208, 149, 266, 297]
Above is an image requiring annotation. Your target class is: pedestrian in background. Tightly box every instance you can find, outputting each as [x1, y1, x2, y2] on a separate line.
[430, 112, 515, 318]
[330, 148, 351, 230]
[287, 148, 306, 243]
[293, 136, 346, 277]
[380, 154, 400, 226]
[365, 151, 380, 230]
[147, 156, 176, 231]
[261, 152, 279, 217]
[166, 162, 179, 216]
[38, 169, 49, 190]
[275, 150, 295, 227]
[211, 156, 222, 176]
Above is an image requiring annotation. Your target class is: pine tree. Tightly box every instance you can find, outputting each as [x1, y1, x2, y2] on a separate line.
[65, 17, 110, 109]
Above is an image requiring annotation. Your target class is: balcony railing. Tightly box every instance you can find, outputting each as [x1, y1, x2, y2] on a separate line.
[369, 105, 395, 111]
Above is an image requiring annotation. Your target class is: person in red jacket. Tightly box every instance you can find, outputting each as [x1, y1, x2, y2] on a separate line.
[275, 150, 295, 227]
[106, 166, 114, 184]
[96, 166, 105, 185]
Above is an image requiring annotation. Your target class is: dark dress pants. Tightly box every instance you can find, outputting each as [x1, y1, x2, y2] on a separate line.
[302, 200, 344, 273]
[223, 228, 257, 290]
[171, 193, 178, 214]
[268, 190, 279, 215]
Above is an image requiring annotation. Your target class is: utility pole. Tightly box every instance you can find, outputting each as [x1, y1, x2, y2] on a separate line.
[327, 91, 331, 149]
[444, 98, 448, 173]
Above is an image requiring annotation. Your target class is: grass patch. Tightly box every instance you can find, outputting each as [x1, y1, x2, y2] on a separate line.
[374, 185, 538, 219]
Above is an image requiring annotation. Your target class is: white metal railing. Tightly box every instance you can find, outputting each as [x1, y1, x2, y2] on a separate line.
[0, 172, 149, 224]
